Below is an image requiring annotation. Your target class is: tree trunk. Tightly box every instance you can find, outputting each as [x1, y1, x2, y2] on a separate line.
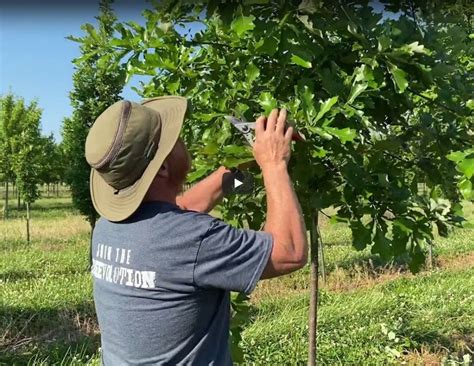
[17, 191, 21, 211]
[26, 201, 31, 244]
[308, 212, 319, 366]
[4, 181, 9, 219]
[56, 183, 59, 197]
[47, 183, 50, 196]
[318, 222, 327, 286]
[428, 240, 434, 269]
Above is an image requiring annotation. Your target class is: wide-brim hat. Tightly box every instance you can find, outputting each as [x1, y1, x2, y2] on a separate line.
[85, 96, 188, 222]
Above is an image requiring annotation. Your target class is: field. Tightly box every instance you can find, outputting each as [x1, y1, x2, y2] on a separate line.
[0, 193, 473, 365]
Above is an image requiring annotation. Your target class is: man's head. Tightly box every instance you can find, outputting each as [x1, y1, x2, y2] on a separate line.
[85, 97, 189, 221]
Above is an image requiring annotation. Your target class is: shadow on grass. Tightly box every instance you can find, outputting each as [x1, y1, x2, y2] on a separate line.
[401, 327, 473, 361]
[31, 203, 75, 212]
[326, 249, 415, 276]
[0, 267, 88, 283]
[0, 302, 99, 365]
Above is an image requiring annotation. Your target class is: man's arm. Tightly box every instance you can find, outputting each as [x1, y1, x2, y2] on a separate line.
[176, 166, 230, 213]
[253, 109, 308, 279]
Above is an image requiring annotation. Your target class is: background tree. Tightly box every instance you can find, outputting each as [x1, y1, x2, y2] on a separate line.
[62, 0, 125, 231]
[37, 134, 63, 196]
[0, 93, 19, 219]
[11, 100, 43, 243]
[78, 0, 472, 363]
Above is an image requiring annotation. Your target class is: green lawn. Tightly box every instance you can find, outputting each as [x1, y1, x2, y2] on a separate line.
[0, 197, 473, 365]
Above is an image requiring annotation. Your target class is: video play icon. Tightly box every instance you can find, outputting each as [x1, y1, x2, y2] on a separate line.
[222, 169, 254, 196]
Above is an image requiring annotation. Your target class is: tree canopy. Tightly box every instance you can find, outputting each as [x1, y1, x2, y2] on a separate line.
[63, 0, 125, 227]
[78, 0, 473, 272]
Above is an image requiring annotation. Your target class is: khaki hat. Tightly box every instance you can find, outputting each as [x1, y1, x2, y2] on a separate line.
[85, 96, 188, 222]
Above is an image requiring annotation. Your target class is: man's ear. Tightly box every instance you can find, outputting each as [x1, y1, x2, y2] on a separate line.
[157, 160, 169, 178]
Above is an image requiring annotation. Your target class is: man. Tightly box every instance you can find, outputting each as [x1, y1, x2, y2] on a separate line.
[85, 96, 307, 365]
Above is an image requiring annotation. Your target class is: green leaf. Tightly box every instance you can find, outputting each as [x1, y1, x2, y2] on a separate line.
[447, 150, 468, 163]
[245, 63, 260, 84]
[466, 99, 474, 110]
[298, 80, 315, 120]
[315, 96, 338, 123]
[256, 35, 279, 56]
[351, 220, 372, 250]
[82, 23, 99, 42]
[222, 145, 250, 155]
[291, 54, 312, 68]
[377, 35, 391, 51]
[258, 92, 278, 115]
[231, 15, 255, 37]
[222, 156, 255, 168]
[372, 227, 391, 260]
[325, 127, 357, 144]
[401, 41, 427, 55]
[311, 147, 327, 158]
[187, 167, 209, 182]
[388, 64, 409, 93]
[202, 141, 219, 155]
[458, 159, 474, 179]
[459, 178, 472, 199]
[347, 82, 367, 104]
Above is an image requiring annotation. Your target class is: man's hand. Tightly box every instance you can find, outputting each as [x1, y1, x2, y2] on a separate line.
[253, 109, 293, 171]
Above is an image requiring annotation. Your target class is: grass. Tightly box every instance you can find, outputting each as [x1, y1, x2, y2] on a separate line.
[242, 267, 473, 365]
[0, 195, 473, 365]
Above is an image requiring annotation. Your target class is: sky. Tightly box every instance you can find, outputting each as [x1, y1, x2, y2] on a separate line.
[1, 1, 391, 142]
[0, 0, 150, 141]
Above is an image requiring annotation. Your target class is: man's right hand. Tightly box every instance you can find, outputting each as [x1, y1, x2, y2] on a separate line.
[253, 109, 293, 171]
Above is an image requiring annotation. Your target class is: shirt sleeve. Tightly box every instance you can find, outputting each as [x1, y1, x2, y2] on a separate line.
[193, 218, 273, 294]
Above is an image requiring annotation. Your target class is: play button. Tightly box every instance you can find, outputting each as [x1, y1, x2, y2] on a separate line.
[222, 169, 254, 196]
[234, 178, 243, 188]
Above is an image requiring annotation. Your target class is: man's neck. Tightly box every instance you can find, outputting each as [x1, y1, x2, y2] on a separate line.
[143, 184, 182, 205]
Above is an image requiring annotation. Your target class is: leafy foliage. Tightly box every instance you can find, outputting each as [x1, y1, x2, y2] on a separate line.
[81, 0, 473, 272]
[37, 133, 65, 188]
[11, 100, 43, 205]
[62, 0, 125, 227]
[0, 93, 44, 205]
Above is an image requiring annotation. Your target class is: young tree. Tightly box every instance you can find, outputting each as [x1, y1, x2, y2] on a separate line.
[11, 100, 42, 243]
[0, 93, 34, 218]
[62, 0, 125, 230]
[0, 93, 17, 218]
[78, 0, 472, 363]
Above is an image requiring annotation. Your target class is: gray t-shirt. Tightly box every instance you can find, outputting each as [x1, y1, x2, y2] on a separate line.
[91, 201, 273, 365]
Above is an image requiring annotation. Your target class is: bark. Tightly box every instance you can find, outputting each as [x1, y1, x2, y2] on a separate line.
[308, 212, 319, 366]
[318, 222, 327, 285]
[26, 201, 31, 244]
[4, 181, 9, 219]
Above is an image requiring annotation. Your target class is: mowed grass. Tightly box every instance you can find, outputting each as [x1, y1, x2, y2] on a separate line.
[0, 196, 473, 365]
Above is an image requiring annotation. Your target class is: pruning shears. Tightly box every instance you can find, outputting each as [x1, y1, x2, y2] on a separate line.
[225, 115, 306, 147]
